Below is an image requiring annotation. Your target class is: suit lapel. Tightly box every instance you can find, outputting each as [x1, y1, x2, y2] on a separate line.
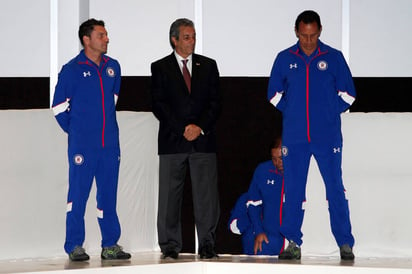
[191, 54, 201, 93]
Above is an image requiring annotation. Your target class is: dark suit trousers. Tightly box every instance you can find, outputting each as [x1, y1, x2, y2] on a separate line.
[157, 152, 220, 253]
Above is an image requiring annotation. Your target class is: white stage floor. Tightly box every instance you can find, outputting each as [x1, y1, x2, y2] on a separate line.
[1, 252, 412, 274]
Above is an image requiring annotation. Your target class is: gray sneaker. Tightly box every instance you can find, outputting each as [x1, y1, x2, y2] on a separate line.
[69, 246, 90, 261]
[101, 244, 131, 260]
[279, 241, 301, 260]
[340, 244, 355, 260]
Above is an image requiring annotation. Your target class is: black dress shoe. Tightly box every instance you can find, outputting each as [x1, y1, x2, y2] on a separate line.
[162, 249, 179, 259]
[199, 245, 218, 259]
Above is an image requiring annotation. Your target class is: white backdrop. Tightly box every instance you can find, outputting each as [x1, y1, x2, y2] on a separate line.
[1, 0, 412, 77]
[0, 110, 411, 260]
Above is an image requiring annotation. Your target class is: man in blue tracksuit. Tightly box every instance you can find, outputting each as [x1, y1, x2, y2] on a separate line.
[228, 138, 285, 255]
[267, 10, 356, 260]
[52, 19, 130, 261]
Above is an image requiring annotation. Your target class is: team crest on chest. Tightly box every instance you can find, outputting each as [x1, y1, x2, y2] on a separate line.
[281, 146, 288, 157]
[317, 60, 328, 71]
[106, 67, 115, 77]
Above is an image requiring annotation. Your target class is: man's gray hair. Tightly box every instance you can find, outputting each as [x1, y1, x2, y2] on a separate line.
[169, 18, 194, 49]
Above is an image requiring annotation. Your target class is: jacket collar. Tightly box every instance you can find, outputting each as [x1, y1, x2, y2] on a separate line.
[77, 49, 109, 67]
[289, 40, 328, 56]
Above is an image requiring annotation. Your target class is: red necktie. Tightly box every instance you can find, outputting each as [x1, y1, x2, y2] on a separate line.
[182, 59, 191, 92]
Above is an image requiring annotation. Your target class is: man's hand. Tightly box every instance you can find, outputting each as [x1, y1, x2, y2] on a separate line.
[254, 233, 269, 255]
[183, 124, 202, 141]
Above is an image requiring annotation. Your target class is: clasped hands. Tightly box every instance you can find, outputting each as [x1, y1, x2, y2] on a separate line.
[184, 124, 202, 141]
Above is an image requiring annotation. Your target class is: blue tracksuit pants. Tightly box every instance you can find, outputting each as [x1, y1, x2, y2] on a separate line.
[280, 139, 355, 247]
[64, 147, 121, 254]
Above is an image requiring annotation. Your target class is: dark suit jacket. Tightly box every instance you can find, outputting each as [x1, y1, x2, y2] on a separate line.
[151, 53, 221, 154]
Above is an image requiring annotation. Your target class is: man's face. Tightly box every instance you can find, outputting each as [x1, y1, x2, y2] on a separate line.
[84, 25, 109, 54]
[271, 147, 283, 173]
[172, 26, 196, 58]
[295, 21, 321, 56]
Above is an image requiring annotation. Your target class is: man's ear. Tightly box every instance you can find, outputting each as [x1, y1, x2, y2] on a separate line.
[82, 35, 90, 46]
[171, 36, 177, 47]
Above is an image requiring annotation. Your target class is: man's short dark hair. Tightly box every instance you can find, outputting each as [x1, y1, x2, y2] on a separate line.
[295, 10, 322, 31]
[78, 18, 105, 46]
[270, 136, 282, 150]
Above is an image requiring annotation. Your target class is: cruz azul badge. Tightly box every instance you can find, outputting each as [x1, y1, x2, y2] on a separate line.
[73, 154, 84, 165]
[106, 67, 115, 77]
[317, 60, 328, 71]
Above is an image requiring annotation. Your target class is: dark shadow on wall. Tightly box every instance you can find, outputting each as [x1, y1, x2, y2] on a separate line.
[3, 76, 412, 113]
[350, 77, 412, 112]
[0, 77, 50, 109]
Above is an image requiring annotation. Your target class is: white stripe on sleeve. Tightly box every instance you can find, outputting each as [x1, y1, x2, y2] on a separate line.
[230, 219, 241, 235]
[52, 99, 70, 116]
[338, 91, 355, 105]
[246, 200, 262, 208]
[114, 94, 119, 105]
[269, 91, 284, 107]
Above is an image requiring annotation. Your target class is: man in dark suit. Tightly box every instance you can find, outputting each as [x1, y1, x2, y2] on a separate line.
[151, 18, 221, 260]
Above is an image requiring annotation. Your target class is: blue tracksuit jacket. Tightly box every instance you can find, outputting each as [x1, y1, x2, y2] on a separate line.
[247, 160, 285, 255]
[267, 40, 355, 144]
[228, 161, 285, 255]
[52, 50, 120, 149]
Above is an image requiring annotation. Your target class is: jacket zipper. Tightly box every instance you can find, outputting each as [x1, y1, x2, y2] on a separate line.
[80, 60, 107, 148]
[293, 48, 326, 142]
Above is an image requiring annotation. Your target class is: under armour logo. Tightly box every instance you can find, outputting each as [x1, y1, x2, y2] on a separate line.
[267, 179, 275, 185]
[289, 63, 298, 69]
[333, 147, 341, 153]
[83, 71, 91, 77]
